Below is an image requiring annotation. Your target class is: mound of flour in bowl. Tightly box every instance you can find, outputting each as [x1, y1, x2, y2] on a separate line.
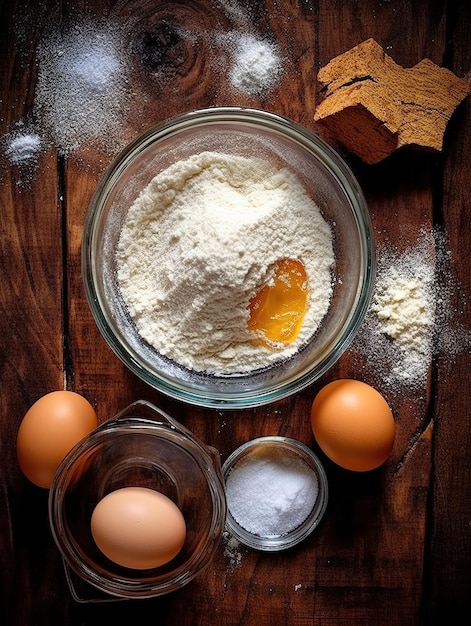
[116, 151, 334, 374]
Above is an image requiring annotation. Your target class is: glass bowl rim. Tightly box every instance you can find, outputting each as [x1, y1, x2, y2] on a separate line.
[82, 106, 375, 409]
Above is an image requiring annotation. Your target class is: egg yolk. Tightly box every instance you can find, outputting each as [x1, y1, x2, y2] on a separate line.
[248, 258, 308, 347]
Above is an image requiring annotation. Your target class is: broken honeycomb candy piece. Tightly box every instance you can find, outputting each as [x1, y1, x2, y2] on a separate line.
[314, 39, 470, 164]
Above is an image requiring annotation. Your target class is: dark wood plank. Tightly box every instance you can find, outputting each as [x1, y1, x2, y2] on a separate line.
[0, 1, 64, 624]
[425, 2, 471, 623]
[311, 3, 442, 624]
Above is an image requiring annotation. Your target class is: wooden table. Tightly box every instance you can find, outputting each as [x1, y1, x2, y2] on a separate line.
[1, 1, 470, 624]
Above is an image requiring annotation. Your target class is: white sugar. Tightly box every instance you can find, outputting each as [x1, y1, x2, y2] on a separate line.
[216, 31, 283, 96]
[5, 132, 42, 165]
[33, 20, 129, 156]
[2, 121, 45, 186]
[226, 446, 319, 537]
[222, 531, 244, 570]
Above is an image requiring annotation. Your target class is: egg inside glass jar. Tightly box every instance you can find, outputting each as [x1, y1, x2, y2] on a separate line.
[91, 487, 187, 570]
[310, 379, 395, 472]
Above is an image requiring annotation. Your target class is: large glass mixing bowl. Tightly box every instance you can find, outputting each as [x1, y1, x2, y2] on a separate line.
[82, 107, 375, 408]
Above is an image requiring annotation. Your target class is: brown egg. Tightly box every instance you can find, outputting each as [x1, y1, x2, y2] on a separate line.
[311, 379, 395, 472]
[91, 487, 187, 570]
[16, 391, 98, 488]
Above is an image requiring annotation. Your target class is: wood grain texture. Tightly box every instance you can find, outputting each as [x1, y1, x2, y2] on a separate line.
[1, 1, 470, 625]
[425, 3, 471, 623]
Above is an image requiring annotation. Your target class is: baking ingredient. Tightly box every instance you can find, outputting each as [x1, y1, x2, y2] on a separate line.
[33, 19, 129, 155]
[216, 0, 253, 26]
[225, 444, 319, 536]
[371, 259, 434, 385]
[117, 151, 334, 374]
[223, 32, 283, 96]
[5, 132, 42, 165]
[248, 258, 309, 347]
[5, 10, 285, 167]
[91, 487, 186, 570]
[348, 229, 463, 393]
[310, 379, 395, 472]
[16, 391, 98, 488]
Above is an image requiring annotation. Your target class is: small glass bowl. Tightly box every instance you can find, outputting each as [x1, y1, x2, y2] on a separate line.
[82, 107, 375, 409]
[48, 400, 226, 601]
[222, 436, 328, 551]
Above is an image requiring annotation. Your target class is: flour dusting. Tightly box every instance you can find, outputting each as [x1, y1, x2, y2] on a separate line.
[5, 132, 42, 165]
[4, 7, 286, 171]
[350, 228, 470, 393]
[372, 250, 435, 385]
[221, 32, 283, 96]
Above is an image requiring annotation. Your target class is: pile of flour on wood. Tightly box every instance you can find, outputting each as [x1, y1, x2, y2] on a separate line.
[116, 151, 334, 374]
[350, 227, 471, 393]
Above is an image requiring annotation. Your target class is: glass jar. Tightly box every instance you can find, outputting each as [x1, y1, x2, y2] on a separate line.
[48, 400, 226, 601]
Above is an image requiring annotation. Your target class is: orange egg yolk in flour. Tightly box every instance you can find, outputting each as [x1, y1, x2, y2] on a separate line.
[248, 258, 309, 347]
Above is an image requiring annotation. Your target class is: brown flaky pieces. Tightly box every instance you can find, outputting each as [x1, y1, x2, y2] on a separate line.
[314, 38, 470, 164]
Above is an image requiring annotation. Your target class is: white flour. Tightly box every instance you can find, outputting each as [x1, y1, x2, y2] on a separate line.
[350, 228, 470, 393]
[4, 8, 285, 170]
[116, 151, 334, 374]
[372, 258, 435, 385]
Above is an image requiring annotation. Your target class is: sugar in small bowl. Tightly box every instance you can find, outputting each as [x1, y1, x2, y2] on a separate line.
[222, 436, 328, 551]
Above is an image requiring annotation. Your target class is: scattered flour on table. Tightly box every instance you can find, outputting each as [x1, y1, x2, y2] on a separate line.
[372, 249, 435, 386]
[4, 8, 286, 173]
[350, 228, 470, 393]
[215, 0, 254, 27]
[116, 151, 334, 374]
[32, 19, 130, 156]
[213, 1, 284, 96]
[4, 130, 42, 165]
[1, 121, 44, 186]
[3, 18, 131, 173]
[222, 531, 244, 571]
